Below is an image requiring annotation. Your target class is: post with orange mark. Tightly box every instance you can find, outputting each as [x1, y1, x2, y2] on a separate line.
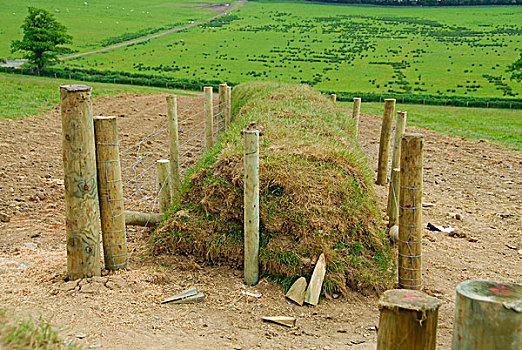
[60, 84, 101, 279]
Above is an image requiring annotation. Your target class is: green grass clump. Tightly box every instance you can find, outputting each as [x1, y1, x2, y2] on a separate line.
[153, 82, 395, 294]
[0, 309, 80, 350]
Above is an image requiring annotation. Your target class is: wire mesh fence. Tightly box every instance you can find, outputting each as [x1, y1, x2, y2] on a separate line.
[114, 93, 229, 257]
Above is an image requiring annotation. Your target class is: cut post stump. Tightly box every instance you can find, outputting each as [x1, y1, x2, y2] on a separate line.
[377, 289, 442, 350]
[452, 280, 522, 350]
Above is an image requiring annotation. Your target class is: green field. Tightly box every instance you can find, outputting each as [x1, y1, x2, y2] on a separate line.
[0, 73, 181, 120]
[1, 73, 519, 150]
[56, 0, 522, 98]
[0, 0, 225, 57]
[350, 101, 522, 150]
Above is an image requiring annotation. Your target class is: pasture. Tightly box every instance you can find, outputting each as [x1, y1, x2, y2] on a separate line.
[59, 0, 522, 98]
[0, 0, 224, 57]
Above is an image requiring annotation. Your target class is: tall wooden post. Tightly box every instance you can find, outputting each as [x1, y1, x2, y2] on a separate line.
[387, 111, 407, 227]
[94, 116, 128, 270]
[167, 96, 181, 196]
[377, 289, 442, 350]
[60, 84, 101, 280]
[331, 94, 336, 102]
[226, 86, 232, 127]
[398, 133, 423, 290]
[243, 130, 260, 286]
[377, 98, 396, 185]
[204, 87, 214, 149]
[157, 159, 171, 214]
[352, 97, 361, 137]
[218, 83, 227, 131]
[452, 280, 522, 350]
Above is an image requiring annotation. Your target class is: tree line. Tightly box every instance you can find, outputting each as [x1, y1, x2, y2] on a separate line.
[307, 0, 521, 6]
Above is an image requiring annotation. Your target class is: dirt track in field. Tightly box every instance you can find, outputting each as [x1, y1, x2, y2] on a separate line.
[60, 1, 244, 61]
[0, 93, 520, 349]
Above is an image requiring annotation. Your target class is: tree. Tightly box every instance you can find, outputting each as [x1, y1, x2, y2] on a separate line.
[11, 7, 72, 70]
[507, 53, 522, 82]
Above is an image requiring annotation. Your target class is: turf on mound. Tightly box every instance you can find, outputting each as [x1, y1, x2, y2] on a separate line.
[153, 82, 394, 294]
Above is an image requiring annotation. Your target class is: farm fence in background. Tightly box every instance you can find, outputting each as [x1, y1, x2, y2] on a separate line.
[4, 67, 522, 109]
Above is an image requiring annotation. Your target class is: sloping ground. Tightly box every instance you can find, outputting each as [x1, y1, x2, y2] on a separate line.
[154, 82, 395, 294]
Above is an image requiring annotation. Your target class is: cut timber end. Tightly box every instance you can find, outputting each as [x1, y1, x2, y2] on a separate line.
[262, 316, 296, 328]
[377, 289, 442, 350]
[452, 280, 522, 350]
[304, 253, 326, 306]
[286, 277, 307, 306]
[60, 84, 91, 92]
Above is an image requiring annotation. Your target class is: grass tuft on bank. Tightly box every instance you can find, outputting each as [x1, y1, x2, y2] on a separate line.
[153, 82, 395, 294]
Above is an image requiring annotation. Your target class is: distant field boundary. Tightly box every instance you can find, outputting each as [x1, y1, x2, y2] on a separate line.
[3, 67, 521, 109]
[59, 1, 245, 60]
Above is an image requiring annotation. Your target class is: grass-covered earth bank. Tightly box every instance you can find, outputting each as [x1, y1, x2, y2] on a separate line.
[153, 82, 395, 294]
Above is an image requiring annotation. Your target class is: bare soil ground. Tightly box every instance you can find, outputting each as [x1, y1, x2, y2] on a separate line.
[0, 93, 520, 349]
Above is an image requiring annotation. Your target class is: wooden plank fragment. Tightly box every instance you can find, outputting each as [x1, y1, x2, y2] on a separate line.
[262, 316, 296, 328]
[286, 277, 307, 306]
[171, 292, 205, 304]
[304, 253, 326, 306]
[161, 287, 198, 304]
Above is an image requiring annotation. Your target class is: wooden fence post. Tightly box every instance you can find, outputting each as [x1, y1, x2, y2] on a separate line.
[377, 289, 442, 350]
[60, 84, 101, 280]
[452, 280, 522, 350]
[167, 96, 181, 196]
[352, 97, 361, 137]
[94, 116, 128, 270]
[243, 130, 260, 286]
[331, 94, 336, 102]
[204, 86, 214, 149]
[387, 111, 407, 227]
[225, 85, 232, 128]
[157, 159, 171, 214]
[377, 98, 396, 185]
[219, 83, 227, 131]
[398, 133, 423, 290]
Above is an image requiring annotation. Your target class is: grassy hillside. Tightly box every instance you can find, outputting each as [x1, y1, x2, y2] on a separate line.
[62, 1, 522, 98]
[0, 0, 224, 57]
[153, 82, 395, 294]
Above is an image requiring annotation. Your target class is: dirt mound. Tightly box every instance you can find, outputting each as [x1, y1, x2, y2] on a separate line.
[153, 82, 394, 294]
